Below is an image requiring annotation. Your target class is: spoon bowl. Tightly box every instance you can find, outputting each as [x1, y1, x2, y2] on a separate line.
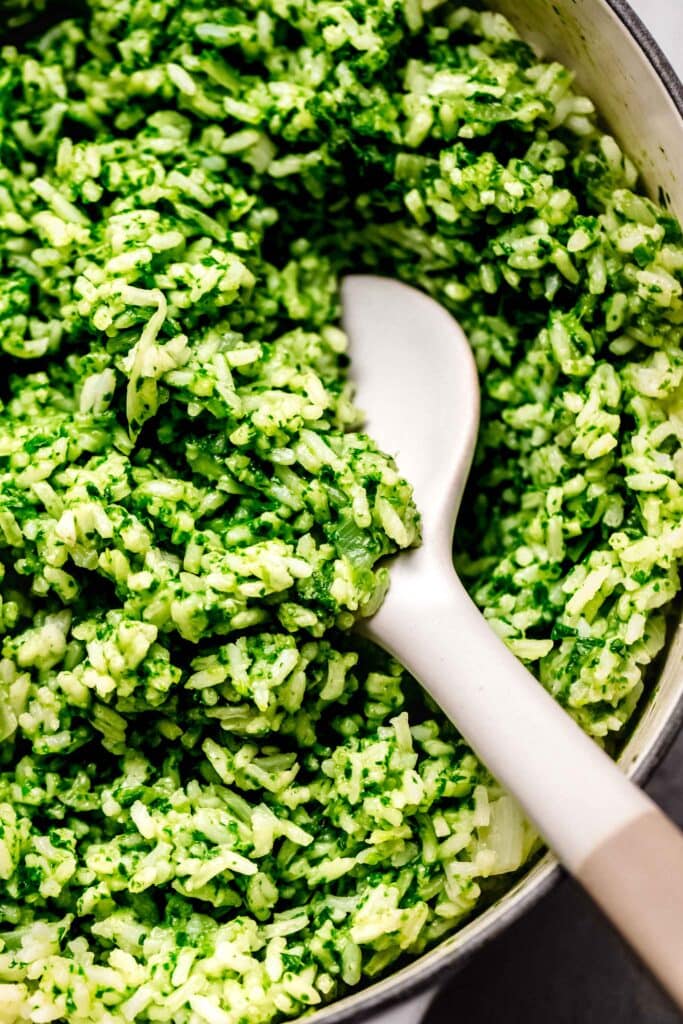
[342, 275, 479, 552]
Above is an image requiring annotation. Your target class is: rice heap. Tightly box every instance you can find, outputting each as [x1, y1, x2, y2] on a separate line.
[0, 3, 682, 1022]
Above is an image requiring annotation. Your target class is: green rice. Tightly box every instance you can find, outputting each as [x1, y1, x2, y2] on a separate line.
[0, 2, 682, 1021]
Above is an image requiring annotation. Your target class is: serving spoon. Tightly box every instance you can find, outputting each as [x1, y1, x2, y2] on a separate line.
[342, 274, 683, 1010]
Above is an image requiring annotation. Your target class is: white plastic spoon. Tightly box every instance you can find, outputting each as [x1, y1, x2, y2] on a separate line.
[342, 274, 683, 1010]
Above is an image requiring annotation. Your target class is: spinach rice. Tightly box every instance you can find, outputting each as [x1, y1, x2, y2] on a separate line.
[0, 2, 682, 1021]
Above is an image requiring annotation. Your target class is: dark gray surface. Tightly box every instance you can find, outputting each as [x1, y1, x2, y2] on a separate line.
[428, 729, 683, 1023]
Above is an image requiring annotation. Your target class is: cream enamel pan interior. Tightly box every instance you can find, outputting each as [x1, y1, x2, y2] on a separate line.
[309, 2, 683, 1021]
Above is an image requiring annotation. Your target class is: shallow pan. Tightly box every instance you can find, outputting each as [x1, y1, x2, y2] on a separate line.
[306, 4, 683, 1023]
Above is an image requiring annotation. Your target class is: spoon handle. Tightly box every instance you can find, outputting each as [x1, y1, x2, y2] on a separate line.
[578, 807, 683, 1008]
[369, 568, 683, 1008]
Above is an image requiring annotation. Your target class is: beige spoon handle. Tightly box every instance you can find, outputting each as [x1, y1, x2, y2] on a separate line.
[577, 807, 683, 1008]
